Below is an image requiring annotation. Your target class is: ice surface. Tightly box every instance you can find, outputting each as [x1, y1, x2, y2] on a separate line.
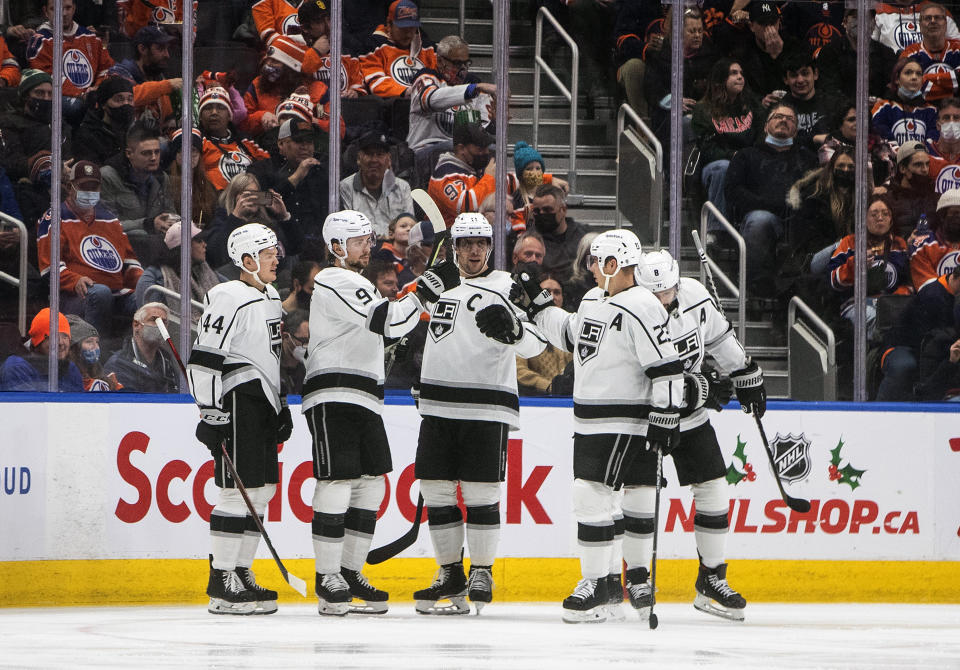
[1, 602, 958, 669]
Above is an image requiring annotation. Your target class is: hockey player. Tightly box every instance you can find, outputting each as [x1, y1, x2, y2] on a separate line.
[508, 229, 688, 624]
[627, 249, 766, 621]
[303, 210, 458, 615]
[188, 223, 290, 616]
[412, 213, 547, 615]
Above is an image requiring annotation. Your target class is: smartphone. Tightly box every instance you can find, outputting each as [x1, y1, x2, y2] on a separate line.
[251, 191, 273, 206]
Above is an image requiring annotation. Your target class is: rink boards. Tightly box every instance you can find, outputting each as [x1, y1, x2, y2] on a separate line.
[1, 394, 959, 606]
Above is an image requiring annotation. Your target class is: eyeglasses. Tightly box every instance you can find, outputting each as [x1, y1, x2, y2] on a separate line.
[443, 57, 472, 69]
[769, 113, 797, 123]
[921, 14, 946, 22]
[288, 332, 309, 346]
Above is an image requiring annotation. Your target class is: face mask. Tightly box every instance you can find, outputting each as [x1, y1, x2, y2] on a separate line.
[833, 170, 854, 187]
[942, 121, 960, 141]
[944, 219, 960, 241]
[106, 104, 135, 128]
[533, 211, 560, 234]
[898, 85, 921, 100]
[141, 324, 163, 344]
[75, 190, 100, 208]
[471, 153, 490, 173]
[262, 65, 283, 82]
[295, 290, 312, 310]
[34, 168, 52, 189]
[82, 347, 100, 364]
[522, 173, 544, 190]
[766, 134, 794, 148]
[292, 344, 307, 364]
[28, 98, 52, 122]
[909, 173, 932, 189]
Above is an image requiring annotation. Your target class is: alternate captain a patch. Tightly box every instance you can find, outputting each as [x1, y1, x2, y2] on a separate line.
[577, 318, 605, 364]
[429, 298, 459, 342]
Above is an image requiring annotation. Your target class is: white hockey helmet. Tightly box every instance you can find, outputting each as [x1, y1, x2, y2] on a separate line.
[590, 229, 643, 278]
[323, 210, 375, 260]
[637, 249, 680, 293]
[451, 212, 493, 273]
[227, 223, 278, 275]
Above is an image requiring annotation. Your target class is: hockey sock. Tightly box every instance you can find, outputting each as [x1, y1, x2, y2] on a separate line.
[235, 515, 262, 569]
[210, 510, 246, 571]
[312, 511, 345, 574]
[426, 504, 464, 565]
[465, 503, 500, 566]
[691, 478, 730, 569]
[622, 486, 656, 570]
[577, 521, 614, 579]
[609, 512, 625, 575]
[341, 507, 377, 572]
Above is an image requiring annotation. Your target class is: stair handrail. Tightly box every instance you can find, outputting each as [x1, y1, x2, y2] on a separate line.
[143, 284, 204, 318]
[787, 295, 836, 398]
[698, 201, 746, 344]
[459, 0, 466, 37]
[615, 103, 662, 241]
[533, 6, 578, 193]
[0, 212, 29, 336]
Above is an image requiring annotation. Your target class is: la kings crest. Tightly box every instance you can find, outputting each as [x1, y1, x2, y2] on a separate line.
[577, 318, 605, 364]
[429, 298, 459, 342]
[267, 317, 282, 360]
[770, 432, 812, 483]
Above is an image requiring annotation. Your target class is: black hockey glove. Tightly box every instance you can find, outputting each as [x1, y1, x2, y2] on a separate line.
[509, 264, 554, 319]
[731, 360, 766, 418]
[646, 408, 680, 455]
[476, 304, 524, 344]
[196, 407, 230, 454]
[549, 361, 575, 396]
[416, 260, 460, 304]
[277, 403, 293, 443]
[684, 369, 733, 412]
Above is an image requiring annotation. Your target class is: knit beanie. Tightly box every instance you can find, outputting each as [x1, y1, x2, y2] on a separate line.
[18, 68, 52, 102]
[96, 75, 135, 107]
[66, 315, 99, 346]
[513, 141, 545, 174]
[198, 86, 233, 114]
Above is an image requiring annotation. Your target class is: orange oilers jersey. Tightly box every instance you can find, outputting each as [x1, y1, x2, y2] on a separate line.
[200, 134, 271, 191]
[909, 230, 960, 290]
[241, 77, 331, 135]
[302, 50, 366, 95]
[27, 23, 114, 97]
[118, 0, 198, 39]
[37, 202, 143, 294]
[251, 0, 301, 44]
[428, 153, 516, 227]
[360, 42, 436, 97]
[0, 36, 20, 88]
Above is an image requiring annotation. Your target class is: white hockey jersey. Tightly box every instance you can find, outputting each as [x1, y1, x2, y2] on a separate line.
[419, 268, 547, 429]
[188, 280, 284, 414]
[872, 1, 960, 53]
[664, 277, 749, 430]
[535, 285, 685, 436]
[407, 71, 492, 152]
[303, 266, 424, 414]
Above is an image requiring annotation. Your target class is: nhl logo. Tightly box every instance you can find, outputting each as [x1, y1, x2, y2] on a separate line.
[429, 298, 459, 342]
[576, 318, 605, 364]
[770, 433, 812, 483]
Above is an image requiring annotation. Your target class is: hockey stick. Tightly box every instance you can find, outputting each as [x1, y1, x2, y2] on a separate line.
[157, 318, 309, 597]
[366, 493, 425, 564]
[688, 234, 811, 514]
[647, 446, 662, 630]
[411, 188, 449, 268]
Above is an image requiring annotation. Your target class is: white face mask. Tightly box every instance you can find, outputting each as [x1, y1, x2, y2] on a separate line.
[941, 121, 960, 141]
[75, 190, 100, 208]
[292, 344, 307, 364]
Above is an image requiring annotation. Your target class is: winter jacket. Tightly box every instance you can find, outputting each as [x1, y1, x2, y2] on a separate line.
[725, 142, 818, 220]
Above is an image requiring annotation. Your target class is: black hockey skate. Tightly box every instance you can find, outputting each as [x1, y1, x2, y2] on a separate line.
[206, 565, 257, 615]
[413, 561, 469, 615]
[316, 572, 352, 616]
[235, 566, 278, 614]
[624, 566, 654, 618]
[694, 562, 746, 622]
[342, 568, 389, 614]
[604, 573, 626, 622]
[467, 565, 494, 614]
[561, 577, 609, 623]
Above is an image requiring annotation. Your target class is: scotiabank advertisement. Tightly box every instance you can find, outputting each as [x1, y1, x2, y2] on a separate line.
[1, 399, 959, 562]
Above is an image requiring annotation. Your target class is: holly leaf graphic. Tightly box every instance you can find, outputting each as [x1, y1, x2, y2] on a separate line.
[726, 434, 748, 485]
[838, 463, 866, 490]
[732, 434, 747, 464]
[829, 438, 844, 468]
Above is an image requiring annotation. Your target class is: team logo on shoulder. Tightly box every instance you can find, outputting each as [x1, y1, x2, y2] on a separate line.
[64, 49, 93, 89]
[936, 250, 960, 277]
[390, 55, 424, 86]
[152, 6, 176, 23]
[429, 298, 459, 342]
[80, 235, 122, 273]
[282, 13, 301, 35]
[219, 151, 252, 182]
[267, 317, 282, 360]
[770, 432, 812, 483]
[577, 318, 605, 364]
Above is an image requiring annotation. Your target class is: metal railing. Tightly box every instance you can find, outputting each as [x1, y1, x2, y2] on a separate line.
[699, 201, 746, 345]
[533, 6, 578, 193]
[787, 295, 836, 399]
[0, 212, 29, 336]
[615, 103, 662, 241]
[143, 285, 204, 332]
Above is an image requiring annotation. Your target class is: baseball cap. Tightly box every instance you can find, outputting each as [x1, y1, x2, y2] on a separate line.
[299, 0, 329, 24]
[749, 1, 780, 25]
[452, 121, 494, 147]
[28, 308, 70, 348]
[278, 118, 316, 142]
[133, 25, 176, 48]
[68, 161, 101, 189]
[408, 220, 436, 248]
[357, 130, 391, 152]
[164, 220, 203, 250]
[896, 140, 927, 166]
[389, 0, 421, 28]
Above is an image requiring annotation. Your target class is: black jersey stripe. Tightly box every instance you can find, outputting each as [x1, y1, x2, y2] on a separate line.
[367, 298, 390, 335]
[303, 371, 384, 399]
[315, 282, 367, 317]
[419, 383, 519, 412]
[187, 348, 225, 371]
[681, 297, 713, 314]
[574, 402, 653, 420]
[646, 358, 685, 380]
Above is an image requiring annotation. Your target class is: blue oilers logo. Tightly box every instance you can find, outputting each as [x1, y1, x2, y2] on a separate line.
[314, 58, 349, 93]
[152, 6, 176, 23]
[390, 55, 424, 86]
[935, 166, 960, 193]
[438, 107, 457, 136]
[88, 379, 110, 392]
[429, 298, 459, 342]
[219, 151, 252, 182]
[925, 62, 953, 75]
[892, 117, 926, 144]
[936, 250, 960, 276]
[80, 235, 122, 273]
[282, 13, 301, 35]
[894, 21, 922, 50]
[64, 49, 93, 89]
